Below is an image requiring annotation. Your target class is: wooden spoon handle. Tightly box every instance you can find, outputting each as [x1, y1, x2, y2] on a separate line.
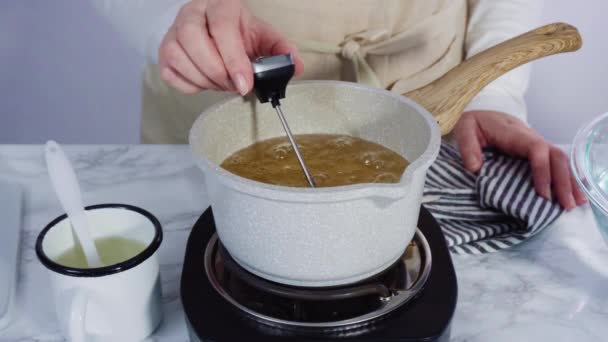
[404, 23, 582, 135]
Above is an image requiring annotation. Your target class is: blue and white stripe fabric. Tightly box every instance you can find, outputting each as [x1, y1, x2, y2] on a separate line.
[423, 143, 563, 255]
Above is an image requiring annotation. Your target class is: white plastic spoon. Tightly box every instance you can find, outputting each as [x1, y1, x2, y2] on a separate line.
[45, 140, 103, 268]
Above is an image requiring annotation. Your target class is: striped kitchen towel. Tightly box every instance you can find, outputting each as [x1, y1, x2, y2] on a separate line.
[423, 143, 563, 255]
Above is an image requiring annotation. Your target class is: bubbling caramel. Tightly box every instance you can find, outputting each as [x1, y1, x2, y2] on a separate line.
[220, 134, 408, 187]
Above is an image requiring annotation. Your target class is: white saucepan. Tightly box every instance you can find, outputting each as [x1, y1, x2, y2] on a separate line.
[189, 23, 581, 287]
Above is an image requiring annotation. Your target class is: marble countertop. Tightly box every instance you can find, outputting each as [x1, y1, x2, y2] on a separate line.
[1, 145, 607, 342]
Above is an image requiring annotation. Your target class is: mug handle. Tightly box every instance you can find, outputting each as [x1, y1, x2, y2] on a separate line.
[68, 290, 88, 342]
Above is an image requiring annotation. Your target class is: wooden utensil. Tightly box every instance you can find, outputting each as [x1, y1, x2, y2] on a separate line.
[404, 23, 583, 135]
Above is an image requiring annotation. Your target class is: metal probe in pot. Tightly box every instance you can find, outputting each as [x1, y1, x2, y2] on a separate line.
[252, 54, 316, 188]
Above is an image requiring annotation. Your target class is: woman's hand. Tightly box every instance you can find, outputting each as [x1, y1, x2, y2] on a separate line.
[454, 110, 587, 210]
[158, 0, 303, 95]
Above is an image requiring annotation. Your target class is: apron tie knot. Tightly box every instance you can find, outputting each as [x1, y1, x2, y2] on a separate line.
[297, 28, 390, 88]
[340, 29, 389, 60]
[340, 39, 362, 59]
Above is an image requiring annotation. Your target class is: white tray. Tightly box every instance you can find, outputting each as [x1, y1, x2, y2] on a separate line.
[0, 179, 22, 330]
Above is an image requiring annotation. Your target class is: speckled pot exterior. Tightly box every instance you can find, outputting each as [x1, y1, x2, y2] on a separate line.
[189, 81, 440, 287]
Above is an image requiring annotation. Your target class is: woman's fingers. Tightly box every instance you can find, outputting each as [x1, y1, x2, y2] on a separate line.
[459, 110, 586, 209]
[549, 147, 576, 209]
[159, 25, 220, 92]
[571, 175, 588, 205]
[159, 66, 203, 94]
[527, 140, 552, 201]
[174, 15, 235, 91]
[207, 0, 253, 95]
[167, 35, 220, 90]
[455, 114, 484, 172]
[159, 0, 301, 94]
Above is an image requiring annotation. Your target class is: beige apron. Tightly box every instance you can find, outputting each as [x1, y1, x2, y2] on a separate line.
[141, 0, 467, 144]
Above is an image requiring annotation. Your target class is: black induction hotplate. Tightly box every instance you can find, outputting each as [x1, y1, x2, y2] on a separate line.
[181, 206, 457, 341]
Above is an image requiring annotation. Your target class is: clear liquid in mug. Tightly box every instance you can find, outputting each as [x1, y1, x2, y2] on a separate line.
[55, 237, 147, 268]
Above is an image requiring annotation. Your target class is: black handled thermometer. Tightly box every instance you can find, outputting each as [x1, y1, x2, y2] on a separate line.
[252, 53, 316, 187]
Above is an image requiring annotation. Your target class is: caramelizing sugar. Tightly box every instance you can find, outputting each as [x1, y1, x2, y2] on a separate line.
[220, 134, 409, 187]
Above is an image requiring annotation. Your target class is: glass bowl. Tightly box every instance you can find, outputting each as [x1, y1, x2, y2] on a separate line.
[571, 112, 608, 243]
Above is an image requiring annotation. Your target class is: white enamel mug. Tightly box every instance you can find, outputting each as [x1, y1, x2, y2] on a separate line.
[36, 204, 163, 342]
